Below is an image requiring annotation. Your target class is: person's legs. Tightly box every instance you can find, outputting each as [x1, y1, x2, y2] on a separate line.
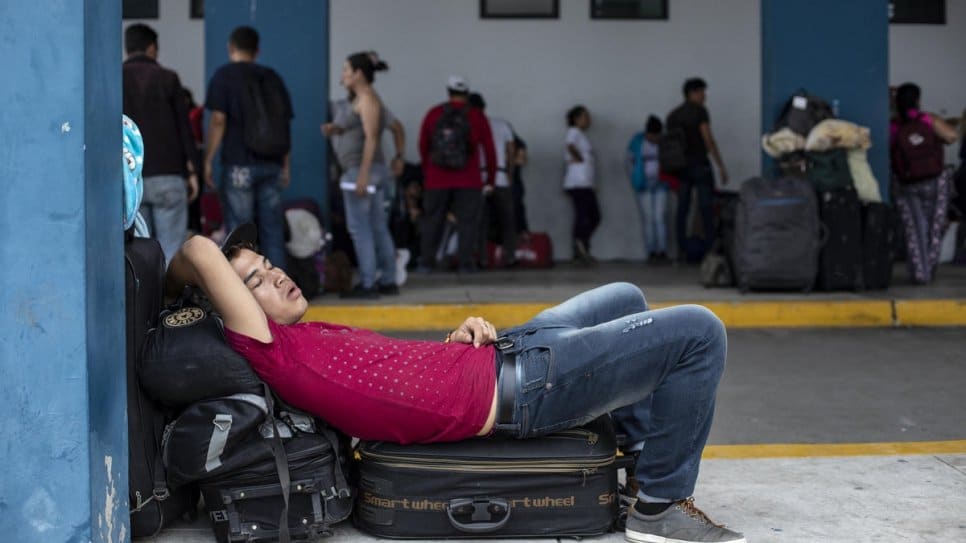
[222, 165, 255, 233]
[695, 169, 716, 244]
[676, 173, 695, 253]
[140, 175, 189, 264]
[507, 299, 726, 501]
[653, 188, 668, 255]
[511, 177, 529, 233]
[895, 184, 929, 283]
[494, 187, 517, 264]
[369, 165, 398, 287]
[419, 188, 451, 269]
[341, 168, 378, 289]
[452, 188, 483, 270]
[637, 190, 654, 258]
[926, 171, 952, 280]
[253, 164, 287, 272]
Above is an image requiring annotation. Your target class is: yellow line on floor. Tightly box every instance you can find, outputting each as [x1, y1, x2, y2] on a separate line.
[304, 300, 914, 330]
[894, 299, 966, 326]
[703, 440, 966, 459]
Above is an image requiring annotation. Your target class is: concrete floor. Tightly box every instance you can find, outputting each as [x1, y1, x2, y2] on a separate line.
[147, 328, 966, 543]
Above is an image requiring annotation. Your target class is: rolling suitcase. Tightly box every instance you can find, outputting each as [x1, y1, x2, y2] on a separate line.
[817, 188, 863, 291]
[200, 430, 353, 543]
[861, 202, 896, 290]
[353, 416, 619, 539]
[734, 177, 820, 291]
[125, 233, 195, 537]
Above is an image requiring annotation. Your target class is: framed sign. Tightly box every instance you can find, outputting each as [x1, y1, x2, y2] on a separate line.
[481, 0, 559, 19]
[591, 0, 668, 20]
[889, 0, 945, 24]
[190, 0, 204, 19]
[123, 0, 158, 19]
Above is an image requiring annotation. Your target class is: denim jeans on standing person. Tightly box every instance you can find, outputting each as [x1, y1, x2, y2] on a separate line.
[494, 282, 727, 501]
[676, 161, 715, 252]
[341, 163, 397, 289]
[139, 175, 188, 266]
[222, 163, 287, 272]
[635, 187, 668, 257]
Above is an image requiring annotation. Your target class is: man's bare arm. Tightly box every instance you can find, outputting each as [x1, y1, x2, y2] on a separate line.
[699, 122, 728, 184]
[166, 236, 272, 342]
[204, 111, 227, 189]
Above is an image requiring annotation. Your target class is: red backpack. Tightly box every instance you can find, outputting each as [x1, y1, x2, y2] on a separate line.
[891, 114, 944, 183]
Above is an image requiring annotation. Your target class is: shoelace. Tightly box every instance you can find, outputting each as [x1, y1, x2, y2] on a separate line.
[676, 497, 725, 528]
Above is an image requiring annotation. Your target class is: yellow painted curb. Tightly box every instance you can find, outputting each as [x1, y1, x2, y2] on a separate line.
[703, 440, 966, 459]
[304, 300, 909, 330]
[894, 299, 966, 326]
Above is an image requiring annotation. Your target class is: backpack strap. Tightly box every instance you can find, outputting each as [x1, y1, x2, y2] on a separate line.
[262, 383, 291, 543]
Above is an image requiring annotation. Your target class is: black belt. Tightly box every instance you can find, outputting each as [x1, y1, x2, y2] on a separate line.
[495, 346, 517, 425]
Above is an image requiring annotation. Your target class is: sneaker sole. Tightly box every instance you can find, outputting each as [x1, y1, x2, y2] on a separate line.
[625, 528, 746, 543]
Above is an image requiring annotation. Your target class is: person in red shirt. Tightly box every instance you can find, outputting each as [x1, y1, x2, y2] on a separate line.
[417, 76, 497, 273]
[164, 224, 744, 543]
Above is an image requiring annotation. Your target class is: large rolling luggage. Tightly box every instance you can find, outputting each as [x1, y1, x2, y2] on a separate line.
[125, 233, 195, 536]
[734, 177, 821, 291]
[861, 202, 896, 290]
[816, 188, 864, 291]
[353, 416, 619, 539]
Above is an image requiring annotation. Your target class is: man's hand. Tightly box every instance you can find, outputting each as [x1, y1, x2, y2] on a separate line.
[186, 173, 200, 202]
[321, 122, 343, 137]
[449, 316, 498, 348]
[482, 184, 495, 196]
[204, 161, 216, 190]
[280, 165, 291, 189]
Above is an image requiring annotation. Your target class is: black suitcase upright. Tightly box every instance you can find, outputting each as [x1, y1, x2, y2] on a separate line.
[125, 234, 195, 536]
[200, 430, 354, 543]
[817, 188, 864, 291]
[861, 202, 896, 290]
[353, 416, 619, 539]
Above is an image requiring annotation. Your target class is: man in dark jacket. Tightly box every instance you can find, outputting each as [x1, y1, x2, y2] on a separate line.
[123, 23, 198, 264]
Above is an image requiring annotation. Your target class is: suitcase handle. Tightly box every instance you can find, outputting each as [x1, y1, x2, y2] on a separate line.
[446, 498, 511, 533]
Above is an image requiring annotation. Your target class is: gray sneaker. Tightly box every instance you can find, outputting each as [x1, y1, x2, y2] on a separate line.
[624, 498, 746, 543]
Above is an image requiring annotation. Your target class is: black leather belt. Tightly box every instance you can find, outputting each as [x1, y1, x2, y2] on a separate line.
[495, 348, 517, 425]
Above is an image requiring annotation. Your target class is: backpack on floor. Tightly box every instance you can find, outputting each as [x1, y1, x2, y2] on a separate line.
[429, 104, 472, 170]
[891, 116, 944, 183]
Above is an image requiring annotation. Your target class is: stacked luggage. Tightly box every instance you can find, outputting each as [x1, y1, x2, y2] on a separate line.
[125, 232, 352, 542]
[737, 90, 898, 291]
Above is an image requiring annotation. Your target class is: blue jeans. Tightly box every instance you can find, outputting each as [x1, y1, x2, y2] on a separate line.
[676, 161, 715, 251]
[635, 188, 668, 256]
[139, 175, 187, 266]
[222, 164, 286, 272]
[341, 164, 397, 288]
[496, 283, 727, 501]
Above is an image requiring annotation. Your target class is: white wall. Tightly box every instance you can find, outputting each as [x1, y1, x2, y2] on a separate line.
[331, 0, 761, 260]
[889, 1, 966, 164]
[125, 1, 206, 102]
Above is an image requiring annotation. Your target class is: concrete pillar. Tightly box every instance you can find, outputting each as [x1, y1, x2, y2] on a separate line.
[0, 1, 127, 542]
[761, 0, 890, 200]
[204, 0, 330, 215]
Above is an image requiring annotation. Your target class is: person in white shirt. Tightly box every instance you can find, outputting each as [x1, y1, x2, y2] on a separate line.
[564, 105, 599, 263]
[470, 93, 518, 267]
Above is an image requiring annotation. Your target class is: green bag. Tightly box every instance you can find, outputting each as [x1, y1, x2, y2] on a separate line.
[806, 149, 854, 192]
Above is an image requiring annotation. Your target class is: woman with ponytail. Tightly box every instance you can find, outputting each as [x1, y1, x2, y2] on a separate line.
[322, 51, 403, 297]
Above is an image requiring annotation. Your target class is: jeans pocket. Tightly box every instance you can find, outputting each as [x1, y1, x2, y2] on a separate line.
[519, 346, 553, 392]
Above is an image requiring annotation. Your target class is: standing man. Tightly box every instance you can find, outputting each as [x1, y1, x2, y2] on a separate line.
[666, 78, 728, 260]
[417, 76, 497, 273]
[469, 92, 518, 268]
[204, 26, 293, 271]
[123, 23, 199, 264]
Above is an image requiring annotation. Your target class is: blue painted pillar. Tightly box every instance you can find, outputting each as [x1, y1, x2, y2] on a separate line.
[204, 0, 330, 215]
[0, 1, 126, 542]
[761, 0, 890, 201]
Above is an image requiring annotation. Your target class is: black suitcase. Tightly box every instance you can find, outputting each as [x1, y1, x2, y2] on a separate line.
[861, 202, 896, 290]
[125, 233, 195, 537]
[735, 177, 820, 291]
[200, 430, 353, 543]
[817, 188, 864, 291]
[353, 416, 619, 539]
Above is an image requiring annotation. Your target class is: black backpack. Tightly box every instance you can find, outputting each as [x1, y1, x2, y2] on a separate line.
[429, 104, 472, 170]
[658, 126, 688, 173]
[775, 90, 834, 136]
[242, 69, 291, 158]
